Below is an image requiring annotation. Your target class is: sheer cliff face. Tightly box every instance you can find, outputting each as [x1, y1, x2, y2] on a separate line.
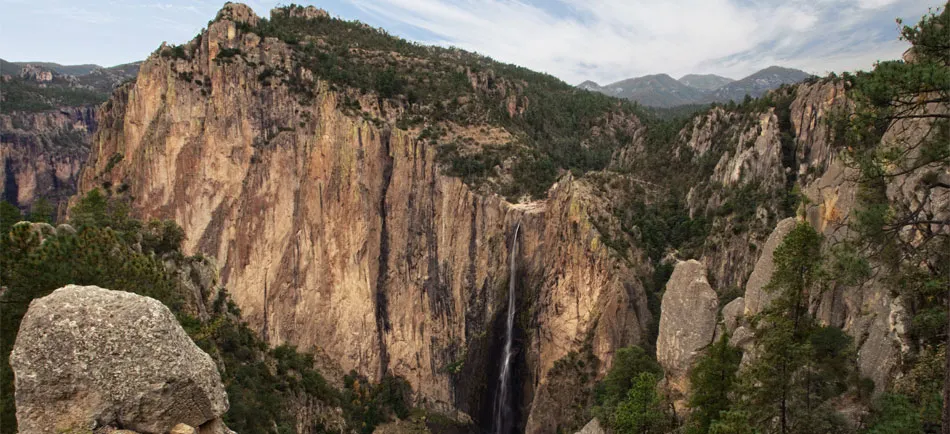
[78, 4, 649, 423]
[684, 82, 847, 293]
[679, 80, 922, 394]
[1, 107, 94, 212]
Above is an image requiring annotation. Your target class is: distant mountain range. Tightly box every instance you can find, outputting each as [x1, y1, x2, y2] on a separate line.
[579, 66, 813, 107]
[1, 59, 141, 90]
[678, 74, 734, 91]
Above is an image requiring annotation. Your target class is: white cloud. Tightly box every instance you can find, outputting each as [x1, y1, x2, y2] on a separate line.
[345, 0, 935, 84]
[856, 0, 899, 9]
[33, 6, 115, 24]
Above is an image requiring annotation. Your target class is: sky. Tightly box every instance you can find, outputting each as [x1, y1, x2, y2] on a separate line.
[0, 0, 940, 85]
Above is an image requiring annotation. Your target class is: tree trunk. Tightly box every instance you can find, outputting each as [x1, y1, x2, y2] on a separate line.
[781, 360, 788, 434]
[943, 281, 949, 434]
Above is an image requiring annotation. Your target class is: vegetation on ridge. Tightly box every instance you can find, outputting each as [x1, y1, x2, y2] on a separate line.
[221, 4, 657, 199]
[1, 77, 109, 113]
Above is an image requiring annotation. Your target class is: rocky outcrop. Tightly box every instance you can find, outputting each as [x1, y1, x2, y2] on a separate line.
[76, 5, 650, 427]
[679, 78, 923, 395]
[683, 81, 850, 294]
[164, 254, 222, 322]
[656, 260, 718, 413]
[742, 217, 797, 318]
[796, 96, 946, 392]
[707, 110, 785, 189]
[575, 418, 605, 434]
[729, 326, 754, 354]
[1, 106, 95, 213]
[11, 285, 229, 434]
[790, 80, 849, 184]
[18, 64, 53, 83]
[682, 106, 788, 294]
[721, 297, 744, 335]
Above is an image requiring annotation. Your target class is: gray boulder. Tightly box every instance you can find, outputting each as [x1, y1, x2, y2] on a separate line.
[11, 285, 229, 434]
[575, 418, 605, 434]
[656, 259, 719, 412]
[721, 297, 745, 334]
[730, 326, 754, 350]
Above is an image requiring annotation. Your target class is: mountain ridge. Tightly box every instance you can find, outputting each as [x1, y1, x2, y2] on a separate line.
[580, 65, 813, 107]
[677, 73, 734, 91]
[0, 60, 143, 76]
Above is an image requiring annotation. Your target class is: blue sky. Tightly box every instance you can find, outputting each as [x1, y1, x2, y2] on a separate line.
[0, 0, 939, 84]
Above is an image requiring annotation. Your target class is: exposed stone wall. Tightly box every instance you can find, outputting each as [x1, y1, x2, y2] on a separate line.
[1, 106, 95, 213]
[77, 5, 651, 425]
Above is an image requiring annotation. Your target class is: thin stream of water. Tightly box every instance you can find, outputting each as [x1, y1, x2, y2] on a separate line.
[492, 222, 520, 434]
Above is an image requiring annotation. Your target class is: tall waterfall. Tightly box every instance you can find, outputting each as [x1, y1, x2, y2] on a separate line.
[493, 222, 520, 433]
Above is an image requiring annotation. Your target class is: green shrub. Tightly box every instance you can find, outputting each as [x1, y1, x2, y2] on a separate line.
[215, 47, 242, 63]
[593, 345, 666, 431]
[161, 44, 188, 60]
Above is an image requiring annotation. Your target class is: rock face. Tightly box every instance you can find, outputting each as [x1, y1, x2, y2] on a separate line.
[76, 5, 650, 427]
[656, 260, 718, 412]
[575, 418, 605, 434]
[18, 64, 53, 82]
[0, 106, 95, 213]
[680, 79, 921, 394]
[684, 81, 848, 295]
[721, 297, 744, 334]
[790, 81, 849, 185]
[683, 106, 787, 294]
[11, 285, 229, 434]
[742, 217, 797, 318]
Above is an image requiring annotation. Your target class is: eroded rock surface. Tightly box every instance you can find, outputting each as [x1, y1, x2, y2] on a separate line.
[76, 5, 650, 425]
[656, 259, 718, 412]
[721, 297, 744, 335]
[0, 107, 94, 213]
[743, 217, 798, 318]
[575, 418, 605, 434]
[11, 285, 229, 434]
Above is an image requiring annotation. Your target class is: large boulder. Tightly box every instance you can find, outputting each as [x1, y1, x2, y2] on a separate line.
[11, 285, 229, 434]
[656, 260, 719, 413]
[743, 218, 798, 318]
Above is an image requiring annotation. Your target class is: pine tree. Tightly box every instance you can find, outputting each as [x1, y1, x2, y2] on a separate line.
[837, 4, 949, 430]
[0, 200, 22, 241]
[613, 372, 669, 434]
[737, 222, 856, 433]
[687, 333, 742, 433]
[747, 222, 821, 433]
[26, 198, 55, 223]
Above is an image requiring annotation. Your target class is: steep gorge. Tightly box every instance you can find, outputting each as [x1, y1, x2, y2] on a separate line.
[58, 3, 944, 432]
[77, 4, 650, 429]
[1, 106, 95, 214]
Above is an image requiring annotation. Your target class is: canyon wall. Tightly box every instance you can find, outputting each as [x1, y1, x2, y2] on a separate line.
[77, 4, 650, 427]
[63, 4, 936, 428]
[1, 106, 95, 213]
[672, 80, 925, 397]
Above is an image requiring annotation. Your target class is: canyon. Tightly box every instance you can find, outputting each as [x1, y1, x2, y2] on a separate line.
[3, 2, 946, 433]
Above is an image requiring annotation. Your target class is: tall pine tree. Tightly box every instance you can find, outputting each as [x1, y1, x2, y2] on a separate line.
[839, 4, 949, 430]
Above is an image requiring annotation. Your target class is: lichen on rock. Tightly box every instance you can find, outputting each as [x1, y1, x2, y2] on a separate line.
[656, 259, 718, 413]
[11, 285, 229, 434]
